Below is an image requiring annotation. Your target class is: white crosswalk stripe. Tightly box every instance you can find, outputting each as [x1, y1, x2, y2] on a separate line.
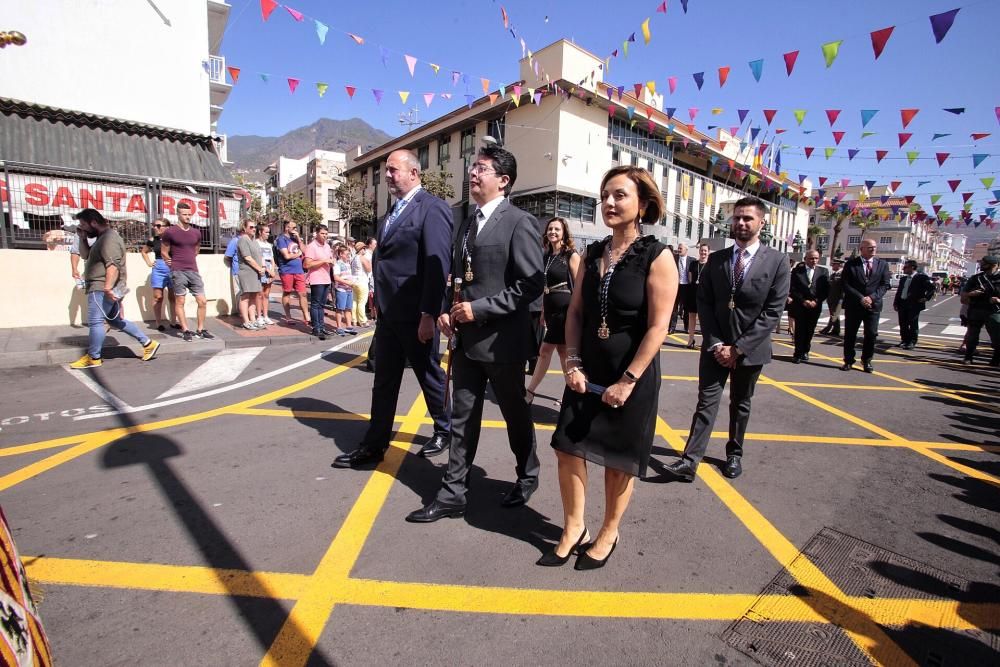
[157, 347, 266, 399]
[940, 324, 967, 337]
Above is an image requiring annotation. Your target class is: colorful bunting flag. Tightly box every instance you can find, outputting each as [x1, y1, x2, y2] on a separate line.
[287, 78, 299, 94]
[315, 82, 328, 97]
[832, 131, 845, 145]
[422, 93, 434, 108]
[995, 107, 1000, 125]
[314, 20, 328, 45]
[982, 177, 995, 189]
[692, 72, 704, 90]
[642, 18, 651, 45]
[931, 194, 942, 204]
[404, 55, 418, 77]
[748, 59, 764, 82]
[826, 110, 841, 126]
[824, 147, 835, 159]
[737, 109, 749, 124]
[870, 26, 894, 59]
[860, 109, 879, 127]
[226, 66, 240, 85]
[972, 154, 989, 168]
[657, 2, 667, 13]
[793, 109, 806, 126]
[372, 89, 383, 104]
[942, 107, 964, 115]
[481, 78, 490, 95]
[848, 149, 859, 161]
[763, 109, 777, 125]
[932, 133, 951, 141]
[971, 133, 991, 141]
[688, 107, 699, 121]
[647, 81, 656, 95]
[718, 66, 730, 87]
[783, 51, 799, 76]
[962, 192, 974, 203]
[668, 77, 677, 94]
[681, 0, 689, 12]
[399, 91, 409, 104]
[929, 8, 960, 44]
[429, 63, 440, 75]
[345, 85, 356, 98]
[260, 0, 278, 21]
[898, 133, 912, 147]
[875, 150, 888, 163]
[501, 6, 509, 28]
[285, 6, 304, 21]
[891, 181, 902, 191]
[947, 180, 961, 192]
[490, 93, 500, 106]
[936, 153, 949, 166]
[917, 181, 930, 187]
[804, 147, 814, 159]
[900, 108, 919, 128]
[821, 40, 842, 68]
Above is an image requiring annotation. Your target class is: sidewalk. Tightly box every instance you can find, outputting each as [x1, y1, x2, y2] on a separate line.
[0, 311, 344, 370]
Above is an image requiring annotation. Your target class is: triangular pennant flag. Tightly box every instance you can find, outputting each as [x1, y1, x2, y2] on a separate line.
[783, 50, 799, 76]
[688, 107, 699, 121]
[666, 107, 676, 118]
[404, 55, 418, 77]
[513, 84, 522, 98]
[423, 93, 434, 108]
[633, 83, 643, 98]
[972, 154, 989, 169]
[898, 133, 912, 147]
[981, 177, 995, 189]
[499, 85, 506, 98]
[825, 148, 835, 159]
[891, 180, 902, 191]
[737, 109, 749, 124]
[439, 93, 452, 100]
[379, 46, 389, 67]
[481, 78, 490, 95]
[941, 107, 964, 115]
[907, 151, 919, 164]
[718, 66, 730, 87]
[626, 106, 635, 120]
[668, 76, 677, 94]
[398, 91, 409, 104]
[451, 71, 461, 86]
[687, 123, 696, 134]
[793, 109, 806, 126]
[916, 180, 930, 187]
[287, 78, 299, 94]
[729, 126, 739, 136]
[372, 89, 383, 105]
[818, 177, 828, 187]
[750, 127, 760, 141]
[534, 92, 542, 105]
[641, 18, 651, 45]
[763, 109, 777, 125]
[511, 93, 521, 107]
[692, 72, 704, 90]
[826, 110, 841, 126]
[315, 82, 328, 97]
[932, 133, 951, 141]
[260, 0, 278, 21]
[681, 0, 689, 12]
[947, 180, 961, 192]
[501, 5, 509, 28]
[860, 109, 879, 127]
[821, 40, 842, 68]
[996, 106, 1000, 125]
[314, 20, 328, 45]
[804, 147, 814, 159]
[284, 6, 303, 21]
[875, 150, 888, 163]
[711, 108, 723, 115]
[429, 63, 440, 75]
[657, 1, 667, 12]
[832, 131, 845, 145]
[647, 81, 656, 95]
[870, 26, 894, 59]
[929, 8, 960, 44]
[345, 85, 356, 98]
[860, 131, 876, 138]
[775, 129, 787, 135]
[936, 152, 949, 166]
[226, 66, 240, 85]
[931, 194, 942, 205]
[848, 149, 859, 160]
[962, 192, 974, 203]
[900, 108, 919, 128]
[465, 94, 475, 109]
[748, 59, 764, 82]
[628, 32, 636, 43]
[348, 33, 364, 45]
[490, 93, 499, 105]
[971, 133, 991, 141]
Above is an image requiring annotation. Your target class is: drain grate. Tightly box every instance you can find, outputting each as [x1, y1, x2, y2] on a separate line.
[723, 528, 999, 666]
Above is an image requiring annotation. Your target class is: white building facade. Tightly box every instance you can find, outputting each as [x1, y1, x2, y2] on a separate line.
[265, 150, 348, 236]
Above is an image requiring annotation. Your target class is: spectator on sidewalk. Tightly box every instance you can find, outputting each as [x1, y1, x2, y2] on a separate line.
[303, 225, 334, 340]
[69, 209, 160, 369]
[351, 240, 372, 327]
[256, 225, 277, 327]
[161, 201, 214, 342]
[275, 220, 311, 328]
[333, 244, 358, 335]
[236, 219, 266, 330]
[223, 229, 242, 316]
[141, 218, 178, 332]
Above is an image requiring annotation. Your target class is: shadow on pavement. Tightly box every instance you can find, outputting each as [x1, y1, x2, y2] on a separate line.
[275, 396, 368, 458]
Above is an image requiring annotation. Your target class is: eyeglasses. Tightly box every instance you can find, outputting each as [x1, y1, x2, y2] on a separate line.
[468, 164, 497, 176]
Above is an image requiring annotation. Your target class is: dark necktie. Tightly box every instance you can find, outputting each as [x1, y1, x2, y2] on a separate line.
[733, 248, 747, 288]
[865, 259, 872, 278]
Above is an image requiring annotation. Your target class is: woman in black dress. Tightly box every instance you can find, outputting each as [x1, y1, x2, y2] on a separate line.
[526, 217, 581, 404]
[540, 166, 677, 570]
[684, 242, 710, 349]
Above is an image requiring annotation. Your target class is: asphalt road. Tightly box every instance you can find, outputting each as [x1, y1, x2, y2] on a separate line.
[1, 295, 997, 666]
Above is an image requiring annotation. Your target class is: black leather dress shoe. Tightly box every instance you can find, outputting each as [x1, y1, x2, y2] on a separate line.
[664, 458, 697, 482]
[501, 480, 538, 507]
[862, 362, 874, 373]
[722, 455, 743, 479]
[840, 362, 854, 371]
[405, 500, 466, 523]
[801, 353, 810, 361]
[791, 356, 801, 364]
[332, 447, 385, 469]
[418, 433, 450, 458]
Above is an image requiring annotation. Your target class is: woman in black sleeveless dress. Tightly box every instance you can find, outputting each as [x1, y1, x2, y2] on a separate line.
[526, 218, 581, 404]
[539, 167, 678, 570]
[684, 242, 710, 348]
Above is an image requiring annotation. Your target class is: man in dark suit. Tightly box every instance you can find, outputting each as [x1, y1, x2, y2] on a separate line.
[670, 243, 694, 334]
[819, 258, 844, 335]
[893, 260, 934, 350]
[406, 144, 544, 522]
[665, 197, 791, 481]
[333, 150, 453, 469]
[788, 250, 831, 363]
[840, 238, 892, 373]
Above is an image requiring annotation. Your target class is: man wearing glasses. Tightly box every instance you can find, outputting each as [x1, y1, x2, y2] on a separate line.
[406, 144, 544, 522]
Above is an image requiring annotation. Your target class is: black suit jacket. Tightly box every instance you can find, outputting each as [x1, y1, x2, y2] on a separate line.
[789, 265, 831, 314]
[372, 188, 453, 321]
[698, 243, 791, 366]
[448, 199, 544, 364]
[893, 273, 934, 311]
[842, 256, 891, 312]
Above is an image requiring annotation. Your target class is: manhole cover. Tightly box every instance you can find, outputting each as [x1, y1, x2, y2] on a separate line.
[723, 528, 999, 666]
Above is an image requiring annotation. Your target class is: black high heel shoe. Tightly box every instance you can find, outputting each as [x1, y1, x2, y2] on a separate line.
[574, 536, 618, 571]
[536, 527, 589, 567]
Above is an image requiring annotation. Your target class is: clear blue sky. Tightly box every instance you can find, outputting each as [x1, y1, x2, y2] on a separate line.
[217, 0, 998, 226]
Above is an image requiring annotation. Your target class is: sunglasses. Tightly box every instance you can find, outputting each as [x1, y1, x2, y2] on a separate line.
[153, 224, 164, 228]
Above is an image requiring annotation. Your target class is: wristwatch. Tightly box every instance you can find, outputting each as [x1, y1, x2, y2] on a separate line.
[623, 369, 639, 383]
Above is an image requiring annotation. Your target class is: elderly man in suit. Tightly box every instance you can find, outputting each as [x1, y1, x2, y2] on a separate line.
[840, 238, 892, 373]
[819, 258, 844, 336]
[789, 250, 831, 363]
[406, 144, 545, 522]
[893, 260, 934, 350]
[665, 197, 790, 481]
[333, 149, 453, 469]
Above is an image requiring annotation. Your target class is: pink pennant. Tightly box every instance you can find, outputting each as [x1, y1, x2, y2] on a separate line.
[260, 0, 278, 21]
[287, 78, 300, 94]
[832, 131, 845, 145]
[996, 107, 1000, 125]
[783, 50, 799, 76]
[404, 55, 417, 77]
[898, 133, 912, 147]
[936, 153, 949, 166]
[513, 84, 522, 97]
[762, 109, 777, 125]
[870, 26, 894, 59]
[947, 180, 961, 192]
[840, 179, 851, 188]
[345, 86, 356, 98]
[668, 77, 677, 94]
[423, 93, 434, 108]
[804, 147, 814, 159]
[826, 109, 841, 126]
[656, 1, 667, 12]
[688, 107, 699, 121]
[633, 83, 643, 98]
[900, 108, 919, 128]
[285, 6, 304, 21]
[729, 126, 739, 136]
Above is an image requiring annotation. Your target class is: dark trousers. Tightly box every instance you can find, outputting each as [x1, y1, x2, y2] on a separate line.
[897, 305, 923, 346]
[309, 284, 329, 333]
[437, 346, 539, 506]
[965, 313, 1000, 361]
[670, 285, 691, 331]
[793, 304, 822, 357]
[362, 318, 449, 450]
[843, 306, 880, 363]
[682, 352, 764, 464]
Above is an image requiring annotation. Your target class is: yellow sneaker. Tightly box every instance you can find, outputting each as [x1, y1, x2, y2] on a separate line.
[141, 339, 160, 361]
[69, 354, 102, 369]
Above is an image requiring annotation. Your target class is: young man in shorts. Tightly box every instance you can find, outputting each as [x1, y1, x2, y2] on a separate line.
[275, 220, 311, 327]
[161, 201, 215, 341]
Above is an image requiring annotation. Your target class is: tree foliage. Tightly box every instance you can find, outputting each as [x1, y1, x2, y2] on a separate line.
[334, 178, 375, 226]
[282, 191, 323, 229]
[420, 170, 455, 201]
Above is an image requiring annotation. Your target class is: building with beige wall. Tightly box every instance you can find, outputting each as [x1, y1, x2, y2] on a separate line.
[344, 39, 809, 251]
[265, 149, 347, 236]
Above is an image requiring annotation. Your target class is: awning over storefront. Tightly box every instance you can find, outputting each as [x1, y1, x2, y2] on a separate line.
[0, 97, 233, 186]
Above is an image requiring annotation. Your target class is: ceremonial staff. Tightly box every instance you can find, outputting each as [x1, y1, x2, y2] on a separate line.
[443, 276, 462, 409]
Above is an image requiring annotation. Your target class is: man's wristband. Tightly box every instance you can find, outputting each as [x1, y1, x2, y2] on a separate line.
[622, 369, 639, 383]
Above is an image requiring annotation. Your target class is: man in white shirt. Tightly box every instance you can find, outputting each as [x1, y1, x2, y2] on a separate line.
[670, 243, 693, 334]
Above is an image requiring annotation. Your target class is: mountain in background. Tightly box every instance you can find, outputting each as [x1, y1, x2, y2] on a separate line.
[227, 117, 395, 180]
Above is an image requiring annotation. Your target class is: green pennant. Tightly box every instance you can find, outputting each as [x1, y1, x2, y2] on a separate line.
[906, 151, 919, 165]
[860, 131, 876, 139]
[821, 40, 843, 68]
[793, 109, 807, 126]
[316, 82, 329, 97]
[964, 202, 973, 211]
[931, 194, 942, 204]
[982, 177, 995, 189]
[824, 147, 835, 159]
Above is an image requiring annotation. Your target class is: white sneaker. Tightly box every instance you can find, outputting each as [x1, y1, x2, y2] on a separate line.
[256, 317, 267, 327]
[263, 317, 275, 325]
[242, 322, 259, 330]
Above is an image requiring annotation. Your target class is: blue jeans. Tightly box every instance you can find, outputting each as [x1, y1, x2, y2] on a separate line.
[87, 291, 149, 358]
[310, 284, 330, 333]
